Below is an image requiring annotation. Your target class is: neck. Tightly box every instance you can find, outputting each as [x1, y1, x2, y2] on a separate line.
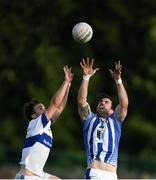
[97, 110, 114, 118]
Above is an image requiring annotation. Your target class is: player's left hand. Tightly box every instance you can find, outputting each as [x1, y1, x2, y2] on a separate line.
[63, 65, 74, 83]
[80, 57, 99, 76]
[109, 61, 122, 80]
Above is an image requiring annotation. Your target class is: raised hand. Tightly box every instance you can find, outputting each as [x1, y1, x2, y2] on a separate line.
[80, 57, 99, 76]
[63, 65, 74, 83]
[109, 61, 122, 80]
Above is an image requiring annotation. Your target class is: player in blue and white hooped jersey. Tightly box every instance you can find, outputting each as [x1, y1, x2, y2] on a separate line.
[78, 58, 128, 180]
[15, 65, 73, 179]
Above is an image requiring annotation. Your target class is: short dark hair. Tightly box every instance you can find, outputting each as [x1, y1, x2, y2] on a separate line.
[24, 98, 41, 120]
[96, 93, 114, 109]
[96, 93, 113, 102]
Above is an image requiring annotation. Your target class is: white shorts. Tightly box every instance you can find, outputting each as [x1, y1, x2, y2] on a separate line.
[85, 168, 118, 180]
[14, 172, 51, 179]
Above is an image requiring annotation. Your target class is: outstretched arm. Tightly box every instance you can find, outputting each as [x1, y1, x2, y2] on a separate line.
[109, 61, 128, 121]
[78, 57, 99, 120]
[45, 65, 73, 122]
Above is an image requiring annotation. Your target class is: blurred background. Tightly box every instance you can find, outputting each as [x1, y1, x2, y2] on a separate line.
[0, 0, 156, 179]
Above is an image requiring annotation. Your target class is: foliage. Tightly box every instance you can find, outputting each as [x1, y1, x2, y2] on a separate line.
[0, 0, 156, 158]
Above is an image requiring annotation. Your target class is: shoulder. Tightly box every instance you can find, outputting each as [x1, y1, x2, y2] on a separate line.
[82, 112, 97, 131]
[82, 112, 96, 121]
[109, 112, 123, 124]
[27, 118, 38, 130]
[28, 113, 50, 130]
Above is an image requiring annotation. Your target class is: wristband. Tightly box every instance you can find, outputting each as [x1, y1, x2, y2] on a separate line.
[115, 78, 122, 84]
[83, 70, 96, 81]
[83, 74, 92, 81]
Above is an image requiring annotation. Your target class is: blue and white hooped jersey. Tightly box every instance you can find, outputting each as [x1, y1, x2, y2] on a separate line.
[20, 113, 53, 177]
[82, 112, 122, 167]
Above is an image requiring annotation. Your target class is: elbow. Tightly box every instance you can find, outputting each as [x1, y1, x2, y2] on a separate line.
[121, 97, 129, 109]
[78, 99, 86, 108]
[121, 101, 129, 109]
[78, 100, 83, 107]
[126, 99, 129, 107]
[53, 98, 61, 108]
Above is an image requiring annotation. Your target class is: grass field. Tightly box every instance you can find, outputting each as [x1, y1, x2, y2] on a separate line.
[0, 165, 156, 179]
[0, 148, 156, 179]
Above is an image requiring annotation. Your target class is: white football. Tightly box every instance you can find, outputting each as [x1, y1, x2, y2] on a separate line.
[72, 22, 93, 43]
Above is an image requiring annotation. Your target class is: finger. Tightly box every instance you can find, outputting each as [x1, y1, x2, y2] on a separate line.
[117, 61, 122, 70]
[80, 61, 84, 68]
[63, 66, 67, 73]
[94, 68, 100, 73]
[63, 65, 66, 70]
[120, 65, 122, 70]
[118, 65, 122, 72]
[109, 69, 113, 74]
[70, 74, 74, 80]
[90, 58, 94, 68]
[66, 65, 70, 72]
[115, 61, 121, 71]
[86, 57, 90, 66]
[118, 60, 120, 66]
[114, 62, 117, 70]
[82, 58, 86, 66]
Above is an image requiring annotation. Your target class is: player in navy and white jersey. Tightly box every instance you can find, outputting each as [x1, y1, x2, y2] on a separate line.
[78, 58, 128, 179]
[15, 65, 73, 179]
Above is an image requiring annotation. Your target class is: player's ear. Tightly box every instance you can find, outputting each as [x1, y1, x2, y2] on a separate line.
[31, 113, 36, 119]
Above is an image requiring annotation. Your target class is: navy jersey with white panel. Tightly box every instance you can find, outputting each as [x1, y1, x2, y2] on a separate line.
[19, 113, 53, 177]
[82, 112, 122, 167]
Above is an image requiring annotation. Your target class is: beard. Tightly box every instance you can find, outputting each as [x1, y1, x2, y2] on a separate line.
[96, 108, 109, 117]
[96, 106, 114, 118]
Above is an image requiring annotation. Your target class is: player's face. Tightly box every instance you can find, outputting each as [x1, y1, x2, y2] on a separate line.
[33, 103, 46, 117]
[96, 98, 113, 116]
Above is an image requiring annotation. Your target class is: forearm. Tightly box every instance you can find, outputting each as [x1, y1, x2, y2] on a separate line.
[78, 79, 89, 107]
[52, 80, 71, 108]
[59, 83, 71, 110]
[51, 83, 71, 122]
[116, 79, 128, 108]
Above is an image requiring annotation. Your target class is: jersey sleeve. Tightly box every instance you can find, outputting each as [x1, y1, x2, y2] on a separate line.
[27, 113, 51, 137]
[110, 112, 123, 124]
[113, 112, 123, 124]
[40, 113, 50, 128]
[82, 112, 96, 131]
